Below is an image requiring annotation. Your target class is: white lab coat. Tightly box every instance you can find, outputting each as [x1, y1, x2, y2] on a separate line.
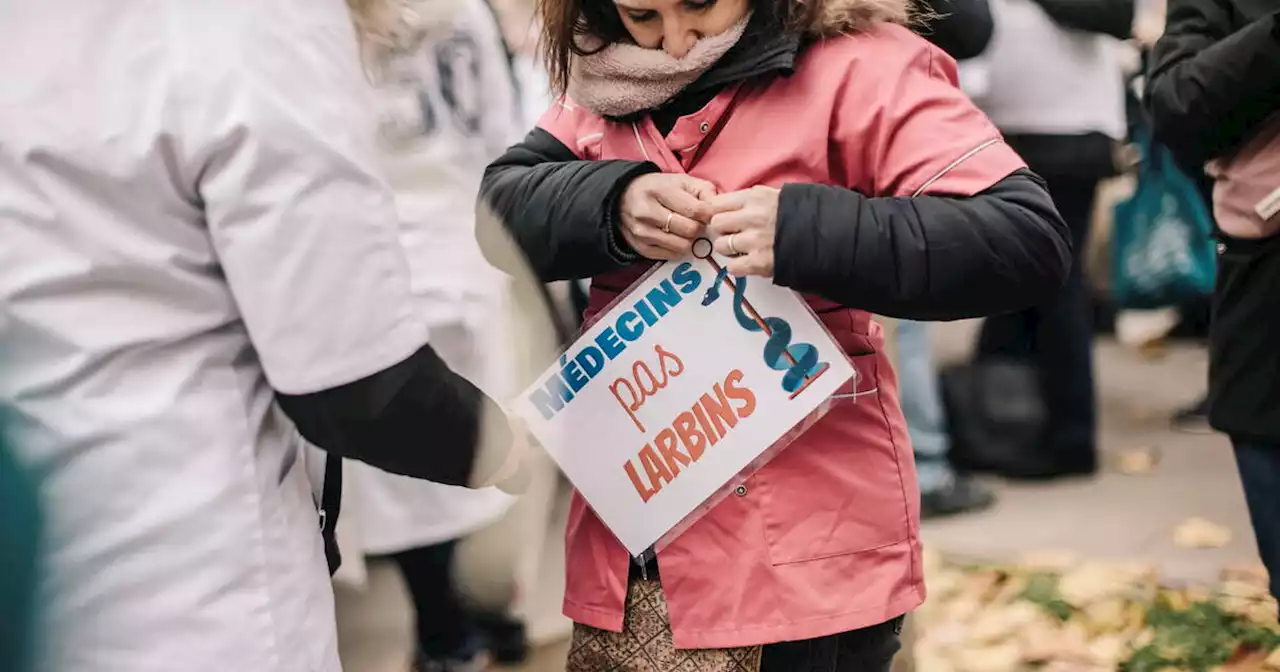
[0, 1, 431, 670]
[333, 0, 527, 583]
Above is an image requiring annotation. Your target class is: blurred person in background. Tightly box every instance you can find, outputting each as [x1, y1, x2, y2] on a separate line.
[0, 2, 529, 670]
[0, 409, 41, 672]
[342, 0, 529, 669]
[476, 0, 1071, 665]
[1145, 0, 1280, 598]
[965, 0, 1134, 479]
[903, 0, 1000, 519]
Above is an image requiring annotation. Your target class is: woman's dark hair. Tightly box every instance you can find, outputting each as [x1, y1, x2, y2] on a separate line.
[538, 0, 914, 94]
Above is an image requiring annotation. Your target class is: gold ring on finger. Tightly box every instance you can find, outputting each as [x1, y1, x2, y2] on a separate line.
[663, 212, 673, 235]
[727, 233, 740, 256]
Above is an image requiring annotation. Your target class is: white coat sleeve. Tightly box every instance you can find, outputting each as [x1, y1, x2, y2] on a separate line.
[187, 3, 427, 396]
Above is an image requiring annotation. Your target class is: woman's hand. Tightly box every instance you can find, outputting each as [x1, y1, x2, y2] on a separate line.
[477, 417, 534, 495]
[708, 185, 780, 277]
[619, 173, 717, 260]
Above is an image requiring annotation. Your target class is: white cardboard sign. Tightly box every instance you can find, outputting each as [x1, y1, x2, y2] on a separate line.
[512, 244, 855, 557]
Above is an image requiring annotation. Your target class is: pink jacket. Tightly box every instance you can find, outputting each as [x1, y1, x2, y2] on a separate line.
[539, 24, 1026, 649]
[1207, 113, 1280, 240]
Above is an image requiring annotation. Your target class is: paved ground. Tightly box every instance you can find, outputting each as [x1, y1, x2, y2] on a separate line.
[335, 321, 1260, 672]
[925, 321, 1257, 586]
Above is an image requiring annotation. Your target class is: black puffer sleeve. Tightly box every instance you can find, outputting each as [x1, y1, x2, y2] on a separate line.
[919, 0, 994, 60]
[773, 169, 1071, 321]
[1029, 0, 1135, 39]
[1147, 3, 1280, 166]
[477, 127, 660, 281]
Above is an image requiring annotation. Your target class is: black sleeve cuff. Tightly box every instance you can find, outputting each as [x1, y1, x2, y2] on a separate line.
[602, 163, 661, 264]
[276, 344, 514, 487]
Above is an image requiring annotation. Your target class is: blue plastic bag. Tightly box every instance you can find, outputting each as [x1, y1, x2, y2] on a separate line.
[1111, 128, 1216, 309]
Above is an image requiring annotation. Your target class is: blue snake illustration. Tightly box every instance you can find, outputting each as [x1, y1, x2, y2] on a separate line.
[702, 268, 826, 394]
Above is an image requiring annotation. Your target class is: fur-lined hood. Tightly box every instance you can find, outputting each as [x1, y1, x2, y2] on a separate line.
[792, 0, 916, 37]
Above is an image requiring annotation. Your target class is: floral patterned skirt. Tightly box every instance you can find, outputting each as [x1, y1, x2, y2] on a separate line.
[565, 578, 763, 672]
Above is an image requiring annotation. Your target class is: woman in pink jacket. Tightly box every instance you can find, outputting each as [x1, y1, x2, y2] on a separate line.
[477, 0, 1071, 667]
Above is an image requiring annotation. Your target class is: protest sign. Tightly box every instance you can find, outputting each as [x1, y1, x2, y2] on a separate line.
[511, 239, 856, 558]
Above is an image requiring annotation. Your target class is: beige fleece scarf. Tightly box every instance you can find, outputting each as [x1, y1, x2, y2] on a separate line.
[567, 13, 751, 117]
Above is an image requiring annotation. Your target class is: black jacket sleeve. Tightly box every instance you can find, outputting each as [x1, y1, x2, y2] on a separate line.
[477, 128, 660, 281]
[1029, 0, 1135, 38]
[773, 169, 1071, 321]
[1147, 3, 1280, 166]
[275, 344, 514, 488]
[919, 0, 995, 60]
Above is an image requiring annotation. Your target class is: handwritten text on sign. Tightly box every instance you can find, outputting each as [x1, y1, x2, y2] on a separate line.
[514, 255, 855, 557]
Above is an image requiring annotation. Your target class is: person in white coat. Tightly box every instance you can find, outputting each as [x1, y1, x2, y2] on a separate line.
[0, 1, 528, 671]
[339, 0, 530, 669]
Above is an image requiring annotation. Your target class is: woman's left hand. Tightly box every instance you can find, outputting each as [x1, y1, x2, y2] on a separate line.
[707, 185, 780, 278]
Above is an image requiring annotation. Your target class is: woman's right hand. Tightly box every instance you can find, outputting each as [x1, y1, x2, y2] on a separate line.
[618, 173, 717, 260]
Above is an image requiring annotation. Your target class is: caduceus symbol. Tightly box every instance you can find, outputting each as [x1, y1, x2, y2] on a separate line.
[692, 238, 830, 399]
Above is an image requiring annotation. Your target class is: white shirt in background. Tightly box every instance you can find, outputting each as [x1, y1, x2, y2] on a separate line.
[976, 0, 1128, 140]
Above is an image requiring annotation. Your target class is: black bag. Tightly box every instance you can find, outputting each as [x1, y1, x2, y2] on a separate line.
[939, 360, 1049, 475]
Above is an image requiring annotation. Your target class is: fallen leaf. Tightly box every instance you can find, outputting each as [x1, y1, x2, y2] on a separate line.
[928, 569, 968, 603]
[1174, 517, 1233, 549]
[1018, 618, 1067, 662]
[1215, 645, 1270, 671]
[923, 548, 946, 576]
[915, 647, 959, 672]
[1082, 598, 1130, 633]
[1139, 338, 1170, 360]
[1264, 646, 1280, 670]
[1244, 599, 1279, 626]
[1059, 564, 1146, 607]
[1116, 447, 1160, 475]
[1222, 579, 1270, 601]
[969, 602, 1043, 644]
[956, 570, 1003, 603]
[943, 597, 984, 624]
[1086, 634, 1130, 667]
[1131, 627, 1156, 648]
[990, 574, 1030, 606]
[1222, 564, 1271, 587]
[920, 621, 971, 650]
[953, 643, 1022, 672]
[1186, 585, 1215, 603]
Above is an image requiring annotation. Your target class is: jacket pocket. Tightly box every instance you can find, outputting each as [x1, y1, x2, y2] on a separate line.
[752, 339, 912, 566]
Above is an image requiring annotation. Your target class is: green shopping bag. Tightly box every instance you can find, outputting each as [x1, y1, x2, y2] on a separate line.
[1111, 127, 1217, 309]
[0, 412, 41, 672]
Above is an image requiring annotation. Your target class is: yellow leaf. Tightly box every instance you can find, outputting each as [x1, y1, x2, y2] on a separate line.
[969, 602, 1043, 644]
[1263, 646, 1280, 670]
[1173, 518, 1233, 548]
[954, 643, 1022, 672]
[1086, 634, 1130, 667]
[1082, 598, 1130, 634]
[1116, 447, 1159, 475]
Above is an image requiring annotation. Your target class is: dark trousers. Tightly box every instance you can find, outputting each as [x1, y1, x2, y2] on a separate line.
[976, 176, 1099, 471]
[1232, 440, 1280, 602]
[387, 540, 475, 659]
[759, 617, 903, 672]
